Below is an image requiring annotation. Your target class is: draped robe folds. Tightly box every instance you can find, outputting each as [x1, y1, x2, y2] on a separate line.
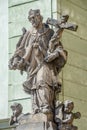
[20, 24, 59, 113]
[10, 23, 66, 114]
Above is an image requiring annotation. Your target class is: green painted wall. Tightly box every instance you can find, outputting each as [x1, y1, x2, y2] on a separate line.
[0, 0, 8, 119]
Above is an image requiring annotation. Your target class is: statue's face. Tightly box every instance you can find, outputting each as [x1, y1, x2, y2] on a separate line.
[64, 102, 74, 113]
[29, 15, 42, 28]
[12, 106, 22, 117]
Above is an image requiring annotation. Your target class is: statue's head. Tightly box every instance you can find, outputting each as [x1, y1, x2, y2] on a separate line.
[60, 14, 69, 23]
[10, 102, 23, 117]
[28, 9, 43, 28]
[64, 100, 74, 113]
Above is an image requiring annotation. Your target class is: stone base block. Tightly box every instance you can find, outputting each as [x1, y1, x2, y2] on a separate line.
[13, 113, 57, 130]
[15, 121, 57, 130]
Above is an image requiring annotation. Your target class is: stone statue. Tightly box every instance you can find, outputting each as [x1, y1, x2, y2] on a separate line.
[9, 103, 24, 125]
[9, 9, 80, 130]
[9, 9, 68, 115]
[55, 100, 81, 130]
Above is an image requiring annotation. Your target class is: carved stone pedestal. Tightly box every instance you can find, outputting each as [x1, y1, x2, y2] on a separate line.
[15, 122, 57, 130]
[13, 113, 57, 130]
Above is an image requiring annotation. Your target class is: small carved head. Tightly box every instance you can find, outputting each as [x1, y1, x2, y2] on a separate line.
[28, 9, 43, 28]
[60, 14, 69, 23]
[64, 100, 74, 113]
[10, 102, 23, 117]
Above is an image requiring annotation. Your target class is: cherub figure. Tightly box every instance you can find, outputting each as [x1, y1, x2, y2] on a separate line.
[55, 100, 81, 130]
[9, 103, 24, 125]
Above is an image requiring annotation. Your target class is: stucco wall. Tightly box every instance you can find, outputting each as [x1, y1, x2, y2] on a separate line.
[55, 0, 87, 130]
[0, 0, 8, 119]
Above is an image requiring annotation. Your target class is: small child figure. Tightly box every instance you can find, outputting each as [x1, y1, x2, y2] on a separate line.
[55, 100, 81, 130]
[62, 100, 81, 130]
[9, 102, 24, 125]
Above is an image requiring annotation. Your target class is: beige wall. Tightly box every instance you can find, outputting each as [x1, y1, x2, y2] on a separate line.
[54, 0, 87, 130]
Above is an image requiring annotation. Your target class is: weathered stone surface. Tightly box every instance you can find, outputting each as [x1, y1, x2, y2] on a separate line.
[15, 121, 57, 130]
[12, 113, 57, 130]
[18, 113, 53, 124]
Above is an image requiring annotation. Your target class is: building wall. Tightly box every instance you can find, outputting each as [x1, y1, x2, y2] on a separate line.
[0, 0, 8, 119]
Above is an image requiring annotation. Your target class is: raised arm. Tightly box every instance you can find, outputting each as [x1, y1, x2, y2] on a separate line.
[62, 113, 73, 124]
